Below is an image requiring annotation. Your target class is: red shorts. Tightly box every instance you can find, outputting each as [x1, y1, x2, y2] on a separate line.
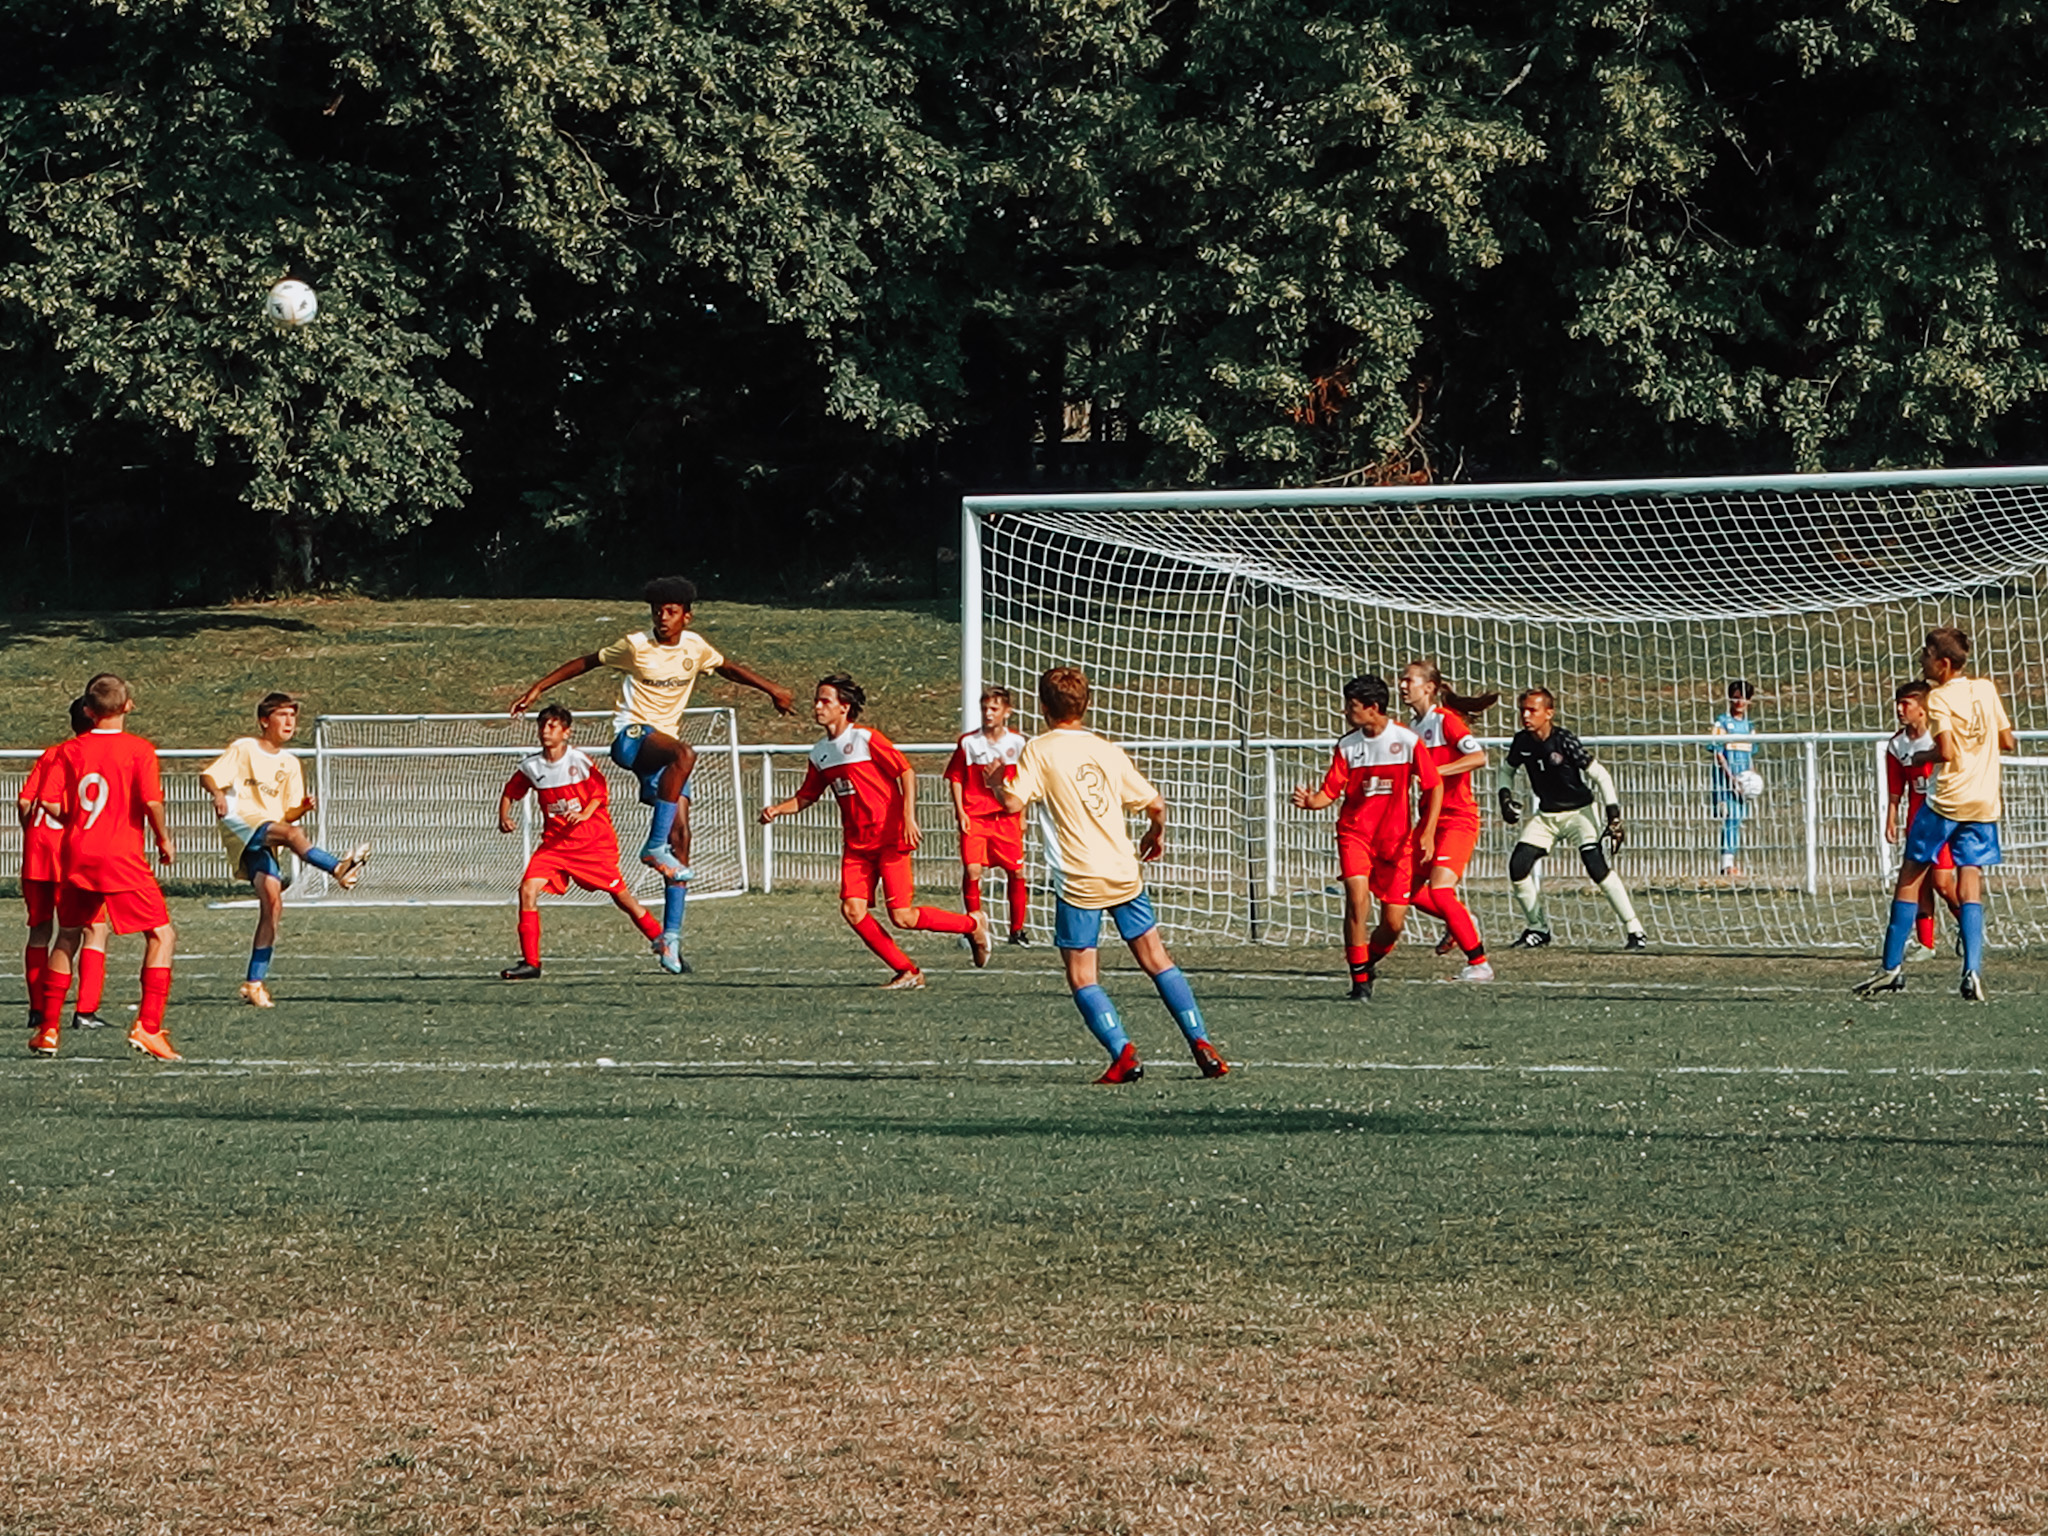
[21, 877, 58, 928]
[842, 848, 915, 909]
[1418, 820, 1481, 882]
[1338, 833, 1413, 906]
[959, 819, 1023, 874]
[59, 882, 166, 935]
[523, 843, 627, 896]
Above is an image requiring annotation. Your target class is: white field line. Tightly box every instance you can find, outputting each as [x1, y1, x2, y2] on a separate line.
[2, 1055, 2043, 1081]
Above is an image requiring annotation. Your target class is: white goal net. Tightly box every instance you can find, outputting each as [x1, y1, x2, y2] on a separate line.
[963, 467, 2048, 949]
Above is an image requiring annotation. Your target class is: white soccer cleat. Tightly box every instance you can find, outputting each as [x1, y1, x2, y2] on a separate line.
[1960, 970, 1988, 1003]
[333, 843, 372, 891]
[1458, 960, 1495, 983]
[1851, 965, 1905, 997]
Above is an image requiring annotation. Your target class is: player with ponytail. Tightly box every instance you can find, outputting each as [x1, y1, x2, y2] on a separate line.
[1399, 660, 1498, 981]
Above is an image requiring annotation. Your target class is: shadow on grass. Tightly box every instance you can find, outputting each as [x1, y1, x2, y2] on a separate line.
[0, 611, 319, 645]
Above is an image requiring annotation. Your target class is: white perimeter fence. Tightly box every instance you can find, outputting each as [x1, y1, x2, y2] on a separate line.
[6, 718, 2048, 948]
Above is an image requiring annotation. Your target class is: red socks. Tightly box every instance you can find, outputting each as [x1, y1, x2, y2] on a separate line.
[962, 874, 983, 915]
[24, 943, 46, 1003]
[517, 911, 541, 967]
[35, 969, 69, 1031]
[851, 914, 915, 973]
[75, 947, 107, 1013]
[1366, 934, 1398, 972]
[634, 911, 662, 942]
[905, 906, 975, 936]
[1916, 913, 1936, 951]
[1433, 889, 1486, 962]
[1345, 943, 1371, 982]
[1006, 874, 1029, 936]
[137, 967, 172, 1031]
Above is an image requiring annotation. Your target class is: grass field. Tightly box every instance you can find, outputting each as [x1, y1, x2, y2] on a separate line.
[6, 894, 2048, 1532]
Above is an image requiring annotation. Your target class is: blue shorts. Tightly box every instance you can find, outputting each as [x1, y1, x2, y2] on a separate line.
[1904, 802, 2001, 868]
[1054, 892, 1158, 951]
[224, 816, 291, 888]
[610, 725, 693, 806]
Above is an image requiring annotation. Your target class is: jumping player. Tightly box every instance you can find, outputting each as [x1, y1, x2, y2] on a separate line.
[17, 696, 112, 1031]
[496, 704, 666, 979]
[1883, 680, 1961, 959]
[1400, 660, 1495, 982]
[1856, 628, 2014, 1002]
[1496, 687, 1647, 950]
[30, 674, 179, 1061]
[200, 692, 371, 1007]
[943, 685, 1030, 945]
[1291, 674, 1444, 1000]
[759, 674, 988, 988]
[1710, 679, 1758, 877]
[511, 577, 794, 974]
[991, 666, 1226, 1082]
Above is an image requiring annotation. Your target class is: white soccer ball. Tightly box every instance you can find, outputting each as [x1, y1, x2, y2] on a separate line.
[265, 279, 318, 327]
[1735, 769, 1764, 802]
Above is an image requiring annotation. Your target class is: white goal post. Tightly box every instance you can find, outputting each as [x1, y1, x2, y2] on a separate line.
[962, 467, 2048, 949]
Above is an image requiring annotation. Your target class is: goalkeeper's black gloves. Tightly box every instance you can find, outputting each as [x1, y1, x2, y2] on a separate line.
[1497, 787, 1520, 826]
[1605, 804, 1626, 852]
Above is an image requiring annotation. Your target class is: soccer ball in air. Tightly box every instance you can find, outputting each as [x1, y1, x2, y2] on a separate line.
[265, 279, 318, 327]
[1735, 769, 1765, 802]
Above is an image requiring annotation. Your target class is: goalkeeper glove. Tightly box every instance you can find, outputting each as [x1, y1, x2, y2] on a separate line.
[1605, 805, 1626, 852]
[1497, 788, 1520, 826]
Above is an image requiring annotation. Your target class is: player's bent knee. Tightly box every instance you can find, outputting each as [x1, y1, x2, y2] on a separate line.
[887, 907, 919, 929]
[1507, 844, 1544, 883]
[1579, 844, 1610, 883]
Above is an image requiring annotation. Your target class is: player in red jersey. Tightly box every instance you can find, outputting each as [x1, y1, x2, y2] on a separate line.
[760, 674, 989, 988]
[1291, 673, 1443, 999]
[1401, 660, 1498, 982]
[30, 674, 179, 1060]
[496, 704, 667, 980]
[1884, 680, 1961, 958]
[943, 685, 1030, 945]
[17, 697, 113, 1031]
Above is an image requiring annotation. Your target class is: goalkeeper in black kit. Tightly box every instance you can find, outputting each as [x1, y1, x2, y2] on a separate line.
[1496, 687, 1648, 951]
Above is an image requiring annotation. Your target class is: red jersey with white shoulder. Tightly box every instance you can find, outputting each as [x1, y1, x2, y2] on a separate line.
[943, 728, 1026, 826]
[49, 729, 163, 892]
[18, 743, 67, 883]
[1321, 722, 1441, 853]
[1413, 706, 1482, 827]
[504, 748, 616, 853]
[1887, 726, 1937, 811]
[801, 725, 911, 853]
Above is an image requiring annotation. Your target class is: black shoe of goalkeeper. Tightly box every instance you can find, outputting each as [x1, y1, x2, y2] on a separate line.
[1511, 929, 1551, 949]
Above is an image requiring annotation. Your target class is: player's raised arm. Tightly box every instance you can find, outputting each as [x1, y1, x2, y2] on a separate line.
[511, 654, 601, 716]
[712, 658, 796, 716]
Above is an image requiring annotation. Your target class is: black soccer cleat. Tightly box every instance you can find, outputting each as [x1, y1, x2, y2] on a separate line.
[1348, 977, 1374, 1001]
[1006, 930, 1033, 947]
[71, 1011, 110, 1030]
[1851, 965, 1905, 997]
[1960, 970, 1988, 1003]
[1624, 930, 1649, 952]
[499, 961, 543, 981]
[1511, 928, 1552, 949]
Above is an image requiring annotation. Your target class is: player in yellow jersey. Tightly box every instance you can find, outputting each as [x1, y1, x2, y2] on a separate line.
[200, 693, 371, 1007]
[993, 666, 1228, 1084]
[510, 577, 794, 971]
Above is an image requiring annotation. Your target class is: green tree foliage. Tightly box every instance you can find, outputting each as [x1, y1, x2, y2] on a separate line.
[2, 0, 2045, 599]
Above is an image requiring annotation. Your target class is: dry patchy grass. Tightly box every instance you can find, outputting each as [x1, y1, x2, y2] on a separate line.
[7, 1300, 2048, 1533]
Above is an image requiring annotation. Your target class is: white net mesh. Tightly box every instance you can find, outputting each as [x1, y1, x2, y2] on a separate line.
[968, 468, 2048, 949]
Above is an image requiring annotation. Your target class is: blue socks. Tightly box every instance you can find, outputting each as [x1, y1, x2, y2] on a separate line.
[661, 880, 688, 940]
[1960, 901, 1986, 973]
[304, 846, 340, 874]
[247, 945, 273, 983]
[1072, 985, 1129, 1059]
[1151, 966, 1209, 1043]
[1881, 899, 1917, 969]
[644, 799, 679, 856]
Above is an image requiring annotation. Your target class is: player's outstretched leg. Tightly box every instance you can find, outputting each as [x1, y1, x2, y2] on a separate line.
[606, 885, 665, 959]
[267, 823, 371, 890]
[1129, 921, 1226, 1079]
[1507, 842, 1550, 946]
[881, 854, 988, 968]
[635, 740, 698, 881]
[1579, 842, 1647, 949]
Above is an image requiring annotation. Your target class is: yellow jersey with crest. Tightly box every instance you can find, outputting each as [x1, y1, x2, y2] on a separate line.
[597, 631, 725, 734]
[202, 737, 307, 857]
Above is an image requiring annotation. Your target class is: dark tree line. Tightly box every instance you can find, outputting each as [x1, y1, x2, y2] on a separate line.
[3, 0, 2045, 603]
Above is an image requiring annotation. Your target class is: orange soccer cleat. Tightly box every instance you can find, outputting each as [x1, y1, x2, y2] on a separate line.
[127, 1024, 182, 1062]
